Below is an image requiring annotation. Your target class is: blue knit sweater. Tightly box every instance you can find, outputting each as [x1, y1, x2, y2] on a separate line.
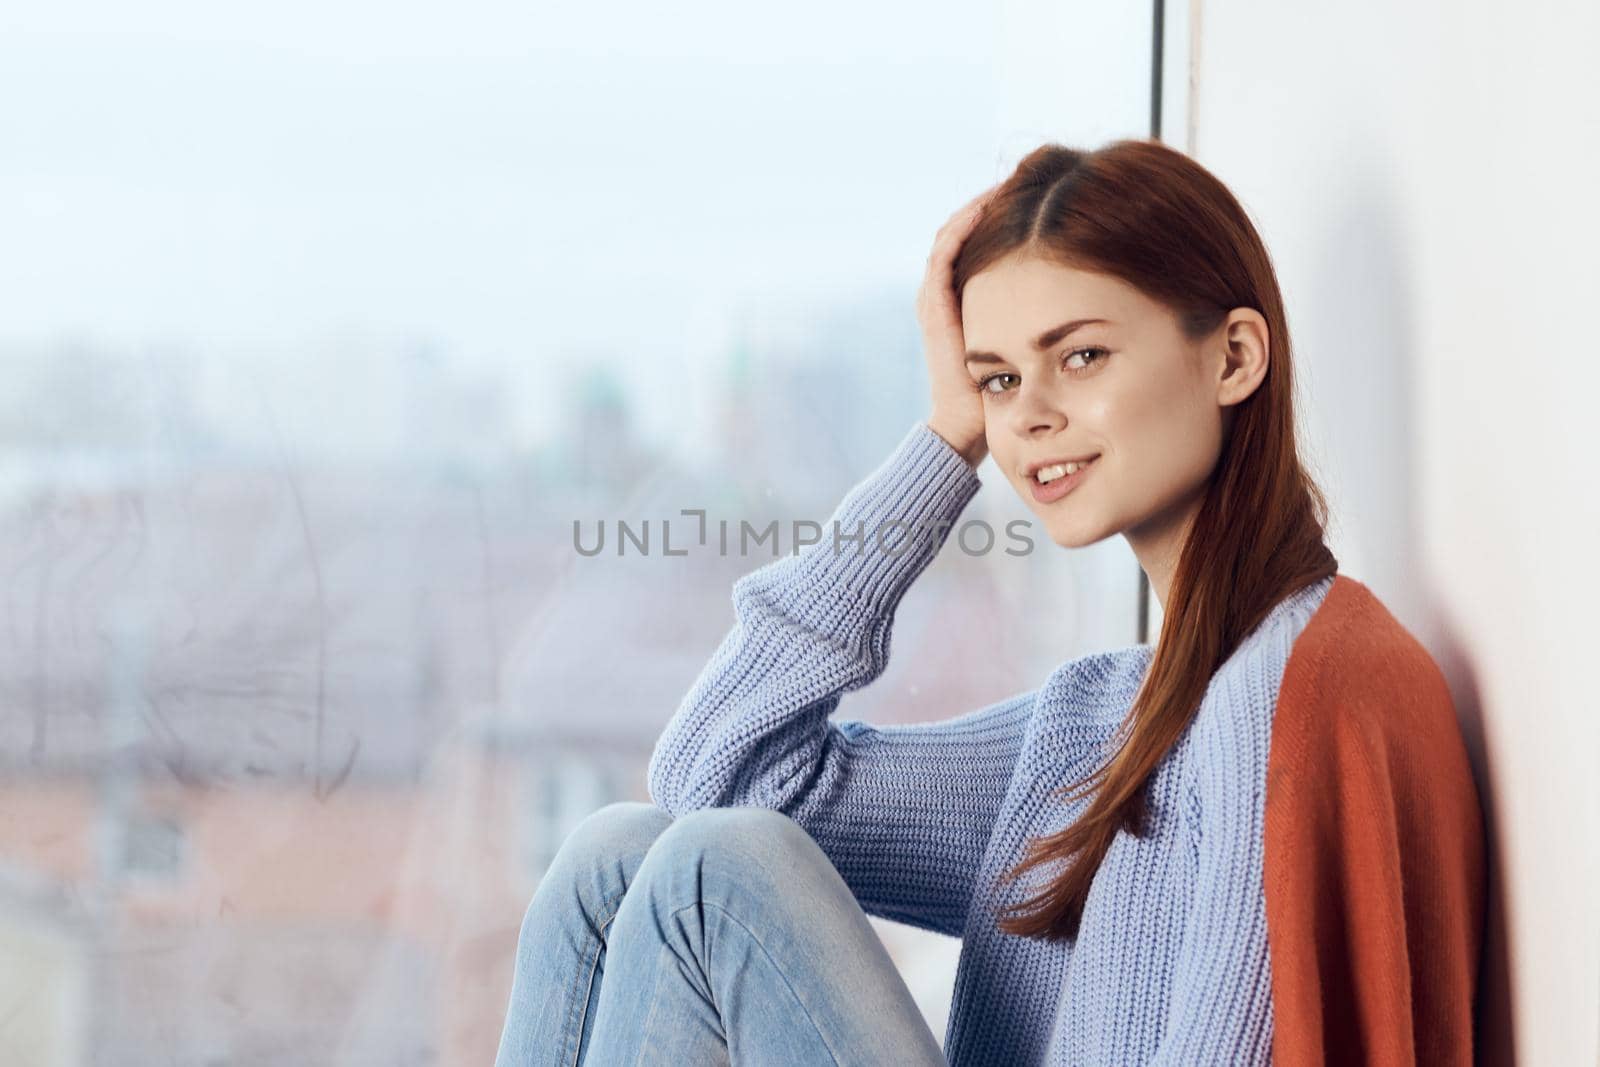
[646, 419, 1336, 1065]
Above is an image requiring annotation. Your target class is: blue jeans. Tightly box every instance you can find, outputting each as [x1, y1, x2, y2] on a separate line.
[493, 801, 948, 1066]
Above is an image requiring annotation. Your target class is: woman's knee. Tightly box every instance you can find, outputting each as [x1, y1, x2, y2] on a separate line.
[515, 802, 670, 946]
[641, 805, 825, 888]
[554, 801, 674, 871]
[530, 800, 674, 906]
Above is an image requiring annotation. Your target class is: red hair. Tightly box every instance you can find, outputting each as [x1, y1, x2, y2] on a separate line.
[952, 139, 1339, 941]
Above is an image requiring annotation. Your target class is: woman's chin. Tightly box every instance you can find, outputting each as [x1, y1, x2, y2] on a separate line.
[1030, 508, 1120, 550]
[1040, 518, 1101, 550]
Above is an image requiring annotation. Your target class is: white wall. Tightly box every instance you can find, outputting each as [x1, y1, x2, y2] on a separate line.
[1179, 1, 1600, 1062]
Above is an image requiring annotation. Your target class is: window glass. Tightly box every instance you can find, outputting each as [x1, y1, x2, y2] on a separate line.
[0, 1, 1155, 1060]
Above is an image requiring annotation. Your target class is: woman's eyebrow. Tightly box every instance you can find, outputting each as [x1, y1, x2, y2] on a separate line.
[965, 317, 1112, 365]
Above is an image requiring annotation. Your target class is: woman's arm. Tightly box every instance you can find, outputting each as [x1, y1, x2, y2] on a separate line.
[646, 419, 1034, 938]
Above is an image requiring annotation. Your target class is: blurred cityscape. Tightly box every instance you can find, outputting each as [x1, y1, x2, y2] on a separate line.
[0, 289, 1118, 1065]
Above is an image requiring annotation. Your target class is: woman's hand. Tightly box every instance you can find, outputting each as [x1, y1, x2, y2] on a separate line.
[917, 185, 1000, 469]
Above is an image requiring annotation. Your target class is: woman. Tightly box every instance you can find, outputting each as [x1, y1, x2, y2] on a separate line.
[494, 139, 1486, 1066]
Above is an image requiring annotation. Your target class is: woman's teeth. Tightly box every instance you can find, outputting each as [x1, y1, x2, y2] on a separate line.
[1035, 457, 1095, 484]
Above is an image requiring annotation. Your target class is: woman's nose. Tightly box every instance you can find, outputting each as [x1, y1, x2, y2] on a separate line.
[1007, 383, 1068, 436]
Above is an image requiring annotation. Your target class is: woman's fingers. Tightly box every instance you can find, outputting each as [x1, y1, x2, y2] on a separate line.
[929, 183, 1002, 265]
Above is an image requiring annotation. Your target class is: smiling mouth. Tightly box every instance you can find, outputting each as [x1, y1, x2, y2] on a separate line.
[1032, 455, 1101, 485]
[1028, 454, 1100, 503]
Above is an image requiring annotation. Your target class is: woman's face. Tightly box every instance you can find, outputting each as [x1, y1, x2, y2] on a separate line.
[960, 254, 1266, 592]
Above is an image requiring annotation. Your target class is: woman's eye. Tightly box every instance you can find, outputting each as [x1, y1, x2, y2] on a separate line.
[1064, 346, 1108, 372]
[977, 348, 1107, 396]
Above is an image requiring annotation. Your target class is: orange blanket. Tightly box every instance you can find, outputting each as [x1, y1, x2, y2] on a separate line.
[1264, 574, 1487, 1064]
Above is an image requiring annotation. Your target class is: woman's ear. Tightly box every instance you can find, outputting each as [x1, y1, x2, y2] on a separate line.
[1217, 308, 1269, 408]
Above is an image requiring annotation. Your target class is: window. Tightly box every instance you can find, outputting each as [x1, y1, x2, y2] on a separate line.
[0, 2, 1160, 1060]
[117, 813, 185, 881]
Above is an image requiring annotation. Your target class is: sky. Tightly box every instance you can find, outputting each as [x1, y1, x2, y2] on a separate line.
[0, 0, 1150, 460]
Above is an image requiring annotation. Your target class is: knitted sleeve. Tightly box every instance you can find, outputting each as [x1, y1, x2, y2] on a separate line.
[646, 420, 1035, 938]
